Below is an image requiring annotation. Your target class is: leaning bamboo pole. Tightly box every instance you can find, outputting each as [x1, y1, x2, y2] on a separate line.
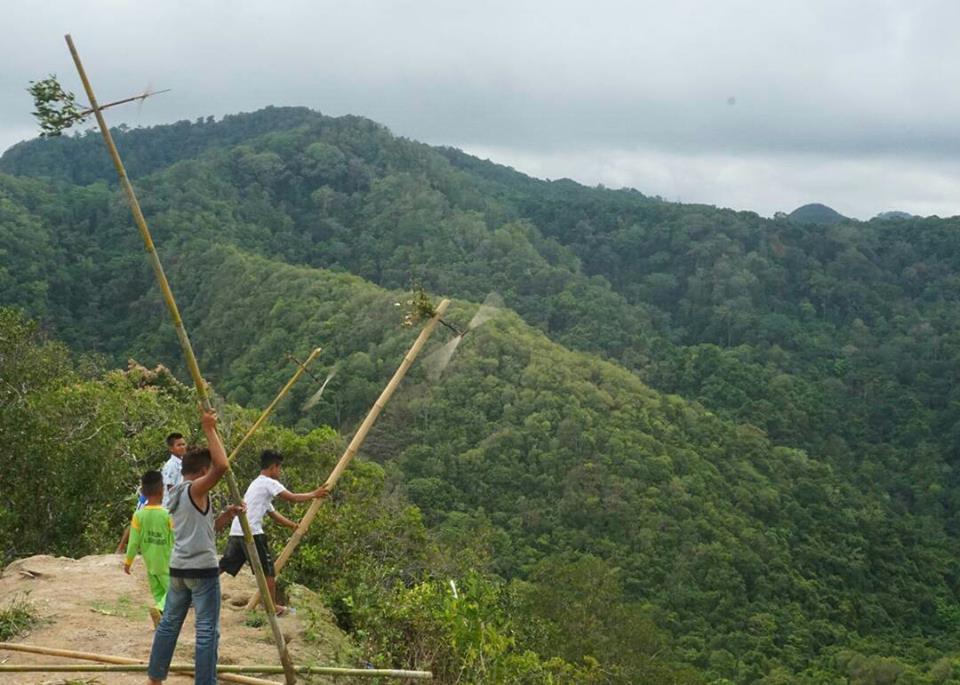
[64, 34, 296, 685]
[0, 664, 432, 678]
[227, 347, 322, 464]
[247, 299, 451, 610]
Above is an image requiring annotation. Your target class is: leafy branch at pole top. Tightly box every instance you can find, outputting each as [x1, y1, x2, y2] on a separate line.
[27, 75, 88, 137]
[397, 285, 437, 328]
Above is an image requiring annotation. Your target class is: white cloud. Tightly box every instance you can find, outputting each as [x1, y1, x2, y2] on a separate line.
[3, 0, 960, 218]
[461, 144, 960, 219]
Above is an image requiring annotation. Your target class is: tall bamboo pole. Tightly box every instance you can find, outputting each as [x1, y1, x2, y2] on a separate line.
[247, 299, 451, 610]
[227, 347, 322, 464]
[63, 34, 296, 685]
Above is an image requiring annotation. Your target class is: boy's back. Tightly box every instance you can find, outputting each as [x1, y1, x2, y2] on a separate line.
[124, 470, 174, 620]
[128, 505, 174, 574]
[166, 480, 219, 573]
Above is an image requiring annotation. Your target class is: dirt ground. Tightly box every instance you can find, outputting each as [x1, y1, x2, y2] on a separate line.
[0, 554, 358, 685]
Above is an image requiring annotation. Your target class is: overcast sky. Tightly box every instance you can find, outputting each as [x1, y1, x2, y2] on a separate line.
[3, 0, 959, 219]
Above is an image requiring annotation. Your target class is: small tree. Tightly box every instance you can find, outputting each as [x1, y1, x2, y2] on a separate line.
[27, 75, 88, 137]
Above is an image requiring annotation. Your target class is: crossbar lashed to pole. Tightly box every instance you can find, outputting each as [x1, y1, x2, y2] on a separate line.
[63, 33, 296, 685]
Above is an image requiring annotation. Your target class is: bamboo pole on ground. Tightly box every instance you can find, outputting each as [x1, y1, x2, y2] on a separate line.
[227, 347, 322, 464]
[247, 299, 451, 610]
[64, 34, 296, 685]
[0, 642, 272, 685]
[0, 643, 433, 680]
[0, 664, 432, 678]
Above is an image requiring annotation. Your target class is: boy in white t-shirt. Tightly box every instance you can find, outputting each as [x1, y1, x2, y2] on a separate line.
[219, 450, 327, 614]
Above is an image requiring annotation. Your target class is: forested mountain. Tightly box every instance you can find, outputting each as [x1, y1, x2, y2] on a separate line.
[874, 211, 918, 221]
[787, 203, 847, 225]
[3, 107, 960, 683]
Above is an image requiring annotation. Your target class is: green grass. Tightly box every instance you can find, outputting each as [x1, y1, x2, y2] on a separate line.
[244, 610, 266, 628]
[89, 594, 149, 619]
[0, 594, 39, 640]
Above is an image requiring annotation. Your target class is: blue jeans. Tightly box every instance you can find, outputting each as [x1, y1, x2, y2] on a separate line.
[148, 575, 220, 684]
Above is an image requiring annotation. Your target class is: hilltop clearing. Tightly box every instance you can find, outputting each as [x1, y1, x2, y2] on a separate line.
[0, 554, 355, 685]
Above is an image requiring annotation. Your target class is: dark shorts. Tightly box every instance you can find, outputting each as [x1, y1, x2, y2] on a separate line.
[219, 534, 275, 576]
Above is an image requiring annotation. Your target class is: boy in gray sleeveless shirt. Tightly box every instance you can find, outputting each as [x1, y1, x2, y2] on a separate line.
[147, 407, 242, 685]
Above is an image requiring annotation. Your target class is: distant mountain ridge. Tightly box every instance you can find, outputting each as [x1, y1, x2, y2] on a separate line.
[0, 106, 323, 184]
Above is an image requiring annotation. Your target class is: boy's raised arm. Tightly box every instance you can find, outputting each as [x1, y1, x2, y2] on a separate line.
[191, 407, 229, 499]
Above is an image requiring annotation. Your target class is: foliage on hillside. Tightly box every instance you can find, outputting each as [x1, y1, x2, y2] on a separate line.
[1, 307, 685, 683]
[4, 107, 960, 682]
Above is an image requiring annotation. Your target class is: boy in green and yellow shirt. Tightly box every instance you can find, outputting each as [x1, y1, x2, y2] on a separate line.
[124, 470, 174, 623]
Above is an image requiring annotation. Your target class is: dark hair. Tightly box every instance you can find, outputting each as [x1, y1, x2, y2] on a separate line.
[166, 432, 184, 447]
[182, 447, 212, 476]
[141, 470, 163, 497]
[260, 450, 283, 470]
